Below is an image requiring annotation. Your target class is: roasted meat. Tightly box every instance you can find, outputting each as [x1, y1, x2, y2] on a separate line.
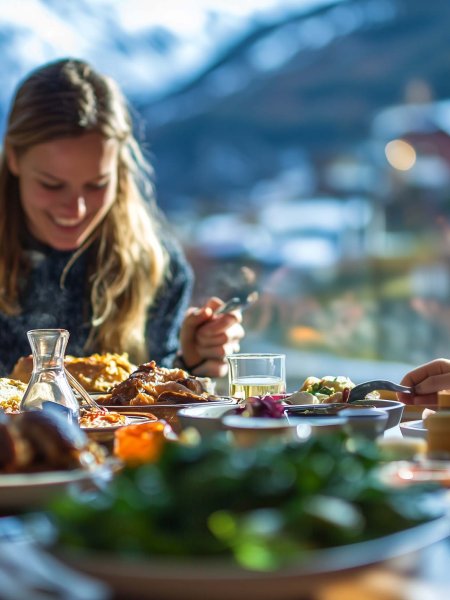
[0, 411, 104, 473]
[107, 360, 212, 406]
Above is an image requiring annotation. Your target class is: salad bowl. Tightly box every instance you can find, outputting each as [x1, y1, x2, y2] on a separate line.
[178, 397, 404, 439]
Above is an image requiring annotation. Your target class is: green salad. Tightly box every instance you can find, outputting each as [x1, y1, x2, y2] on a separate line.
[52, 434, 443, 571]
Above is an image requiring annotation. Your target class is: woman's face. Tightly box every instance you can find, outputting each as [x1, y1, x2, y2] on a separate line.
[8, 132, 120, 251]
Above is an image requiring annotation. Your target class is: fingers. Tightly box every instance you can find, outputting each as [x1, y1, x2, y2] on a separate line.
[195, 340, 241, 361]
[400, 358, 450, 387]
[196, 322, 245, 347]
[191, 358, 229, 379]
[202, 296, 224, 312]
[397, 391, 436, 406]
[179, 306, 214, 368]
[179, 296, 246, 376]
[414, 372, 450, 395]
[399, 358, 450, 405]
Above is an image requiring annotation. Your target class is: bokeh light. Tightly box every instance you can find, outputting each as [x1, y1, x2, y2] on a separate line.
[385, 139, 416, 171]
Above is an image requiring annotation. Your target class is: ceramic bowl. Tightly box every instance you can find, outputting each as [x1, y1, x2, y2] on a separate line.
[178, 403, 239, 435]
[222, 414, 299, 447]
[285, 398, 404, 431]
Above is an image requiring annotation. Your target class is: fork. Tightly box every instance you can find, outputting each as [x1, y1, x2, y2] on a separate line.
[64, 368, 109, 414]
[214, 290, 259, 315]
[176, 291, 259, 373]
[0, 516, 109, 600]
[347, 380, 413, 403]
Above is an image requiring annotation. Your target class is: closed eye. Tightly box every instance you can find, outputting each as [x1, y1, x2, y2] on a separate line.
[40, 182, 63, 190]
[86, 181, 109, 191]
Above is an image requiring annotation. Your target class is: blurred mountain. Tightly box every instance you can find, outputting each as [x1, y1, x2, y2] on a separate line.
[135, 0, 450, 210]
[1, 0, 449, 213]
[0, 0, 323, 132]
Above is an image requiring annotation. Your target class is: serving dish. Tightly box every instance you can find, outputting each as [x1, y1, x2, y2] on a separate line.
[81, 413, 157, 444]
[285, 399, 404, 430]
[178, 403, 238, 435]
[61, 514, 450, 600]
[222, 415, 299, 447]
[0, 462, 113, 511]
[111, 397, 238, 434]
[399, 419, 427, 439]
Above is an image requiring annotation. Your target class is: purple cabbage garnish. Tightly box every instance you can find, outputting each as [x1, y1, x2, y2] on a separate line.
[243, 395, 286, 418]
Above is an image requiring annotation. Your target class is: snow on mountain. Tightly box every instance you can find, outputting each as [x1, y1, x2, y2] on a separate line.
[0, 0, 340, 108]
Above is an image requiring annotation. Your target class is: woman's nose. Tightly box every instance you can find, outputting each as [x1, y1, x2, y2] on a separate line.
[60, 195, 87, 219]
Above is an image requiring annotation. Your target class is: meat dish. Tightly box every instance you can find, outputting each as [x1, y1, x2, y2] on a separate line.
[0, 411, 105, 473]
[106, 360, 215, 406]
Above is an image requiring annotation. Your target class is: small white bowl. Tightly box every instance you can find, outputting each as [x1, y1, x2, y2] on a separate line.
[340, 408, 388, 439]
[222, 415, 299, 447]
[178, 404, 238, 436]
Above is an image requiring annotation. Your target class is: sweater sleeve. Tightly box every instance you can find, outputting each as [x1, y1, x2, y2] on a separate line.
[145, 237, 194, 367]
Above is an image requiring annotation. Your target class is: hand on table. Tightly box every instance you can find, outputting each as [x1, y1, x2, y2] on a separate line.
[399, 358, 450, 404]
[179, 297, 245, 378]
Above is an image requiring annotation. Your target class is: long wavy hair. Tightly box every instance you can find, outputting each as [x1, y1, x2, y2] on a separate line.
[0, 58, 168, 363]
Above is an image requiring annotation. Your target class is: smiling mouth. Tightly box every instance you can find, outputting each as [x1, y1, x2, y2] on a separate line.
[52, 216, 85, 227]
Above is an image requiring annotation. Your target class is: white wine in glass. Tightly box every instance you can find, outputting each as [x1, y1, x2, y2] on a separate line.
[230, 376, 285, 400]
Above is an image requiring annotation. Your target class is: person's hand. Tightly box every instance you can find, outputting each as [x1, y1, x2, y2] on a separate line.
[399, 358, 450, 404]
[179, 297, 245, 378]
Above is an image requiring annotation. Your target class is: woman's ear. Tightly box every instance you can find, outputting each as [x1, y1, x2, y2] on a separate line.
[5, 143, 20, 176]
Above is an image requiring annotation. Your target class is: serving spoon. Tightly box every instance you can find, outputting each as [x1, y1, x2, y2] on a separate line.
[347, 380, 413, 403]
[64, 368, 109, 414]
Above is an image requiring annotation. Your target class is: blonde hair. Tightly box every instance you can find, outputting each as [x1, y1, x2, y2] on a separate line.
[0, 59, 168, 363]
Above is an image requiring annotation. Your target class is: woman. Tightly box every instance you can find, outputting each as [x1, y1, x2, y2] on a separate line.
[0, 58, 243, 376]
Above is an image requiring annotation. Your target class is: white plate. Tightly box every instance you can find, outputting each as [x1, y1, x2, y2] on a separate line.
[80, 414, 153, 433]
[400, 419, 427, 438]
[62, 515, 450, 600]
[0, 464, 112, 510]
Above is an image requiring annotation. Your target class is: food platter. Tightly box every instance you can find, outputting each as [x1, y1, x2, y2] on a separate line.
[80, 414, 154, 433]
[0, 463, 113, 510]
[61, 514, 450, 600]
[400, 419, 427, 438]
[109, 397, 239, 434]
[81, 413, 158, 444]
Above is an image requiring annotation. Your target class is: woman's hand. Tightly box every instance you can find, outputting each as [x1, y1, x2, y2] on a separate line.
[399, 358, 450, 404]
[179, 297, 245, 378]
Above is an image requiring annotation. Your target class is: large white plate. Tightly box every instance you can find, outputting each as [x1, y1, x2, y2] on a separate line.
[400, 419, 426, 439]
[62, 515, 450, 600]
[0, 464, 112, 511]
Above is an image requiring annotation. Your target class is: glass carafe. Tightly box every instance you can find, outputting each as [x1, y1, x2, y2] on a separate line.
[19, 329, 79, 424]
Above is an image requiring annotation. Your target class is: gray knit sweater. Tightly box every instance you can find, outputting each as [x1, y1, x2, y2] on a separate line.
[0, 236, 193, 375]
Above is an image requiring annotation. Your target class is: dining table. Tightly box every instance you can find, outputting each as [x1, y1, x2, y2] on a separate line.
[0, 426, 449, 600]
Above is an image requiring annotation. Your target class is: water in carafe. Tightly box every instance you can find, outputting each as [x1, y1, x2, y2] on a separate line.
[19, 329, 79, 425]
